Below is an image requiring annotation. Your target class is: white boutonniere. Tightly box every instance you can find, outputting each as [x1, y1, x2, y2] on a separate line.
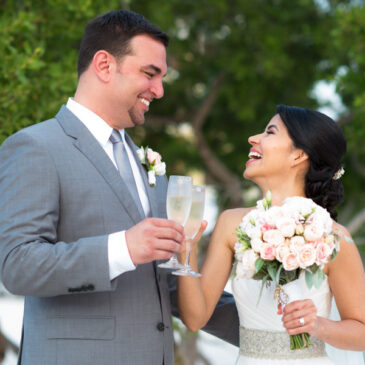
[137, 146, 166, 187]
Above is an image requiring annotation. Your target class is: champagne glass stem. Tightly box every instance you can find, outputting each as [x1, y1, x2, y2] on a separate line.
[184, 238, 193, 268]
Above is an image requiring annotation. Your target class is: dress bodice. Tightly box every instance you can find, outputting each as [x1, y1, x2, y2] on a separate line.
[232, 273, 332, 332]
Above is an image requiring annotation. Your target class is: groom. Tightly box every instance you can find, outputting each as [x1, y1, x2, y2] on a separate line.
[0, 10, 238, 365]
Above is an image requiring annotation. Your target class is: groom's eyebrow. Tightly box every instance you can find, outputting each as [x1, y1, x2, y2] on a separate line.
[142, 64, 167, 77]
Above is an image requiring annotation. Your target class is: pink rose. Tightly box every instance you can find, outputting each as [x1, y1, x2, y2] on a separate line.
[260, 243, 276, 261]
[282, 252, 299, 271]
[276, 244, 290, 262]
[147, 148, 162, 165]
[298, 246, 316, 268]
[263, 229, 284, 247]
[316, 243, 332, 265]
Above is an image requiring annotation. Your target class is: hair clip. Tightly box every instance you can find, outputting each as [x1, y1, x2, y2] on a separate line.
[333, 166, 345, 180]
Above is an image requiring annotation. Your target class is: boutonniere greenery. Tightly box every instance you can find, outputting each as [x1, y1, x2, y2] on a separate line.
[137, 146, 166, 187]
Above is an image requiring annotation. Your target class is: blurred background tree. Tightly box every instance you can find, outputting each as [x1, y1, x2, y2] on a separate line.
[1, 0, 365, 363]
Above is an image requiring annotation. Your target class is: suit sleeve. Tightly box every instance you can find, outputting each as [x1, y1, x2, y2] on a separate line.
[0, 131, 114, 297]
[168, 275, 239, 347]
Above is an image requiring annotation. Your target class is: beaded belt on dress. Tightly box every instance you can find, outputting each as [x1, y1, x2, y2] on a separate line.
[239, 327, 327, 359]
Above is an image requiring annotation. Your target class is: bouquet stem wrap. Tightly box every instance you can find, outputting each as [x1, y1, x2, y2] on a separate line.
[276, 280, 311, 350]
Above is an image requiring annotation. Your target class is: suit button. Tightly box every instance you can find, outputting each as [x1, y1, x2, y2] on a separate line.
[156, 322, 165, 331]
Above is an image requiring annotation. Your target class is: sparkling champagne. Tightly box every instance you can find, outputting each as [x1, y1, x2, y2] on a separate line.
[184, 200, 205, 238]
[166, 195, 192, 226]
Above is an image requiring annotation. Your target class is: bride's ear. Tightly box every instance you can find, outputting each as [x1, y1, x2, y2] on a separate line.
[291, 149, 309, 168]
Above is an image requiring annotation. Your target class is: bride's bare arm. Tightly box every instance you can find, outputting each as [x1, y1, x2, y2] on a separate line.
[177, 208, 247, 332]
[283, 225, 365, 350]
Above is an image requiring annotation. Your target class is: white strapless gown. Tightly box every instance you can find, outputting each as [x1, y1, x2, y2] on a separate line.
[232, 274, 333, 364]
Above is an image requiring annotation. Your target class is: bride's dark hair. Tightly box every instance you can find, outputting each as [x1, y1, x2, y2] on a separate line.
[276, 104, 346, 220]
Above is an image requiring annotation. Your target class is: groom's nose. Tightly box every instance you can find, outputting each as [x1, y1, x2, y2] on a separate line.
[150, 79, 164, 99]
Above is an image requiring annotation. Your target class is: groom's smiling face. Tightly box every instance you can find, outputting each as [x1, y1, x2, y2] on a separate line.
[110, 34, 167, 129]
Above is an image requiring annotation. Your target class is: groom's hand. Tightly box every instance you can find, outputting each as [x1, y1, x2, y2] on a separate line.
[126, 218, 185, 265]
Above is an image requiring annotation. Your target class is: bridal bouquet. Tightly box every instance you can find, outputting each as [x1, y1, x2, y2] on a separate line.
[234, 192, 340, 350]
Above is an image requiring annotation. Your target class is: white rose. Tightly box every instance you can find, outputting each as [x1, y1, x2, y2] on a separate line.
[264, 206, 285, 226]
[246, 226, 261, 240]
[290, 235, 305, 253]
[304, 223, 324, 242]
[263, 229, 284, 246]
[251, 237, 263, 253]
[136, 148, 145, 163]
[276, 217, 296, 238]
[153, 162, 166, 176]
[311, 208, 333, 234]
[284, 196, 314, 217]
[236, 249, 259, 279]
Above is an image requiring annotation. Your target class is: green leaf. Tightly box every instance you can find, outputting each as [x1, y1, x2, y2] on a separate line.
[267, 263, 277, 282]
[305, 270, 314, 289]
[275, 264, 283, 284]
[256, 274, 269, 306]
[330, 250, 338, 261]
[313, 268, 326, 289]
[255, 258, 264, 273]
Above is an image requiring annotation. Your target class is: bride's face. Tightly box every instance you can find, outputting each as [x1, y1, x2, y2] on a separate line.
[244, 114, 302, 183]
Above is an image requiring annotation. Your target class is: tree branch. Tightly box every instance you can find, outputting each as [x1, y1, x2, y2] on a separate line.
[347, 208, 365, 235]
[350, 152, 365, 179]
[191, 71, 243, 207]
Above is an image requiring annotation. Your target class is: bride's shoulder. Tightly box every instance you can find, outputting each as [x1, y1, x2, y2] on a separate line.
[332, 221, 352, 242]
[329, 221, 360, 267]
[215, 207, 256, 233]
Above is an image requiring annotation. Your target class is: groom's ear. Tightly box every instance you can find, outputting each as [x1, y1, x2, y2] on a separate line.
[92, 50, 114, 83]
[291, 149, 309, 167]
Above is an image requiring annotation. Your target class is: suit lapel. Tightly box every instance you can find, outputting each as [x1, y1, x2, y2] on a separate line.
[55, 106, 144, 224]
[125, 133, 160, 218]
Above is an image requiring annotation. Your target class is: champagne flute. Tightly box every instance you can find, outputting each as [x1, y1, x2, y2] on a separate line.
[158, 175, 192, 269]
[172, 185, 205, 277]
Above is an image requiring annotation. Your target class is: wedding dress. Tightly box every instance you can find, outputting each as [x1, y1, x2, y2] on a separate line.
[232, 274, 333, 364]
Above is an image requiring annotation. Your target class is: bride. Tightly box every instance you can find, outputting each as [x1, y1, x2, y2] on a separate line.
[177, 105, 365, 364]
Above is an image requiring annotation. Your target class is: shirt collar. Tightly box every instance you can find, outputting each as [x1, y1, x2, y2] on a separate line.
[66, 98, 125, 146]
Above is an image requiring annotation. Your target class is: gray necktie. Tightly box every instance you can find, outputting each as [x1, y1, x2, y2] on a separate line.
[110, 129, 145, 218]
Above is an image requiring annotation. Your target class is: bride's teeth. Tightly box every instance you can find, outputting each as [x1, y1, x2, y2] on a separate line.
[248, 152, 262, 159]
[140, 98, 150, 106]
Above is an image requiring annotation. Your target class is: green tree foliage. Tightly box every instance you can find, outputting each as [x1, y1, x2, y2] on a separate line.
[1, 0, 364, 242]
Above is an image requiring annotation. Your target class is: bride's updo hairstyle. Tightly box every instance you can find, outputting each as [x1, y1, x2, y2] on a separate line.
[276, 104, 346, 220]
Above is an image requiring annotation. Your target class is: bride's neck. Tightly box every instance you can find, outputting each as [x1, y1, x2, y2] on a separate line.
[259, 177, 306, 206]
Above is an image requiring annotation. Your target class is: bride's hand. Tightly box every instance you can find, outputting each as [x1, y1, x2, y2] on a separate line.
[281, 299, 320, 337]
[178, 221, 208, 263]
[192, 220, 208, 247]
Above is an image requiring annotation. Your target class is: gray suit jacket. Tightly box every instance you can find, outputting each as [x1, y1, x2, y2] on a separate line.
[0, 106, 238, 365]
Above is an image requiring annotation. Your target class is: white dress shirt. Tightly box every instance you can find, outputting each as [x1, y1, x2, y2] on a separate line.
[66, 98, 151, 279]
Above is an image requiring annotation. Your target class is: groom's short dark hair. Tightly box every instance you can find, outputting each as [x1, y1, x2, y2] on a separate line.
[77, 10, 169, 77]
